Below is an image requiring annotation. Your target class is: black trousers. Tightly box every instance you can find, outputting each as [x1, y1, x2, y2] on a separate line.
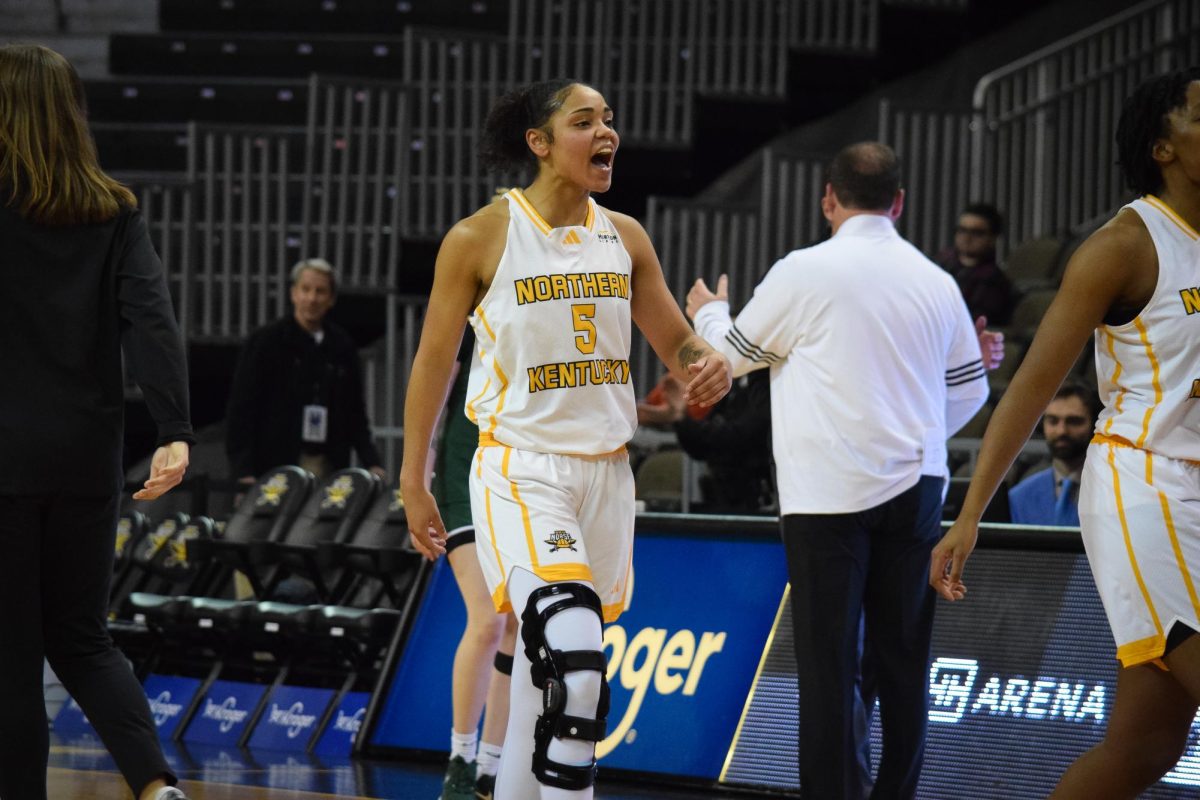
[782, 475, 943, 800]
[0, 494, 174, 800]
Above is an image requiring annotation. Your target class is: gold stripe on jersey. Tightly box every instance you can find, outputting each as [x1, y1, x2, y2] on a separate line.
[478, 431, 627, 460]
[1145, 194, 1200, 241]
[1117, 633, 1167, 667]
[474, 307, 510, 434]
[1154, 458, 1200, 623]
[1109, 443, 1165, 651]
[1091, 432, 1200, 466]
[509, 188, 596, 235]
[509, 189, 552, 235]
[466, 373, 491, 425]
[1102, 330, 1126, 436]
[484, 480, 506, 597]
[502, 446, 541, 571]
[1134, 318, 1163, 448]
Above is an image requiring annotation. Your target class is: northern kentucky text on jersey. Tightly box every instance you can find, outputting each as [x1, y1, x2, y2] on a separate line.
[528, 359, 631, 393]
[514, 272, 631, 305]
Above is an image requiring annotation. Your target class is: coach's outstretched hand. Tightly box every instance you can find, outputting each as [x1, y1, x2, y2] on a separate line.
[685, 274, 728, 321]
[133, 441, 190, 500]
[929, 517, 977, 601]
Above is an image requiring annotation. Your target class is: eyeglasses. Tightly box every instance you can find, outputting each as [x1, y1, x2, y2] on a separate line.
[956, 225, 993, 237]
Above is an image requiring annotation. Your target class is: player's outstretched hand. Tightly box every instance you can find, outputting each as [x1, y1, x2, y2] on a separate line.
[684, 352, 732, 408]
[685, 274, 728, 321]
[929, 517, 978, 601]
[403, 486, 447, 561]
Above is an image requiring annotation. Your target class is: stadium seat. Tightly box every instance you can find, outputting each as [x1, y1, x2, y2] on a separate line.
[635, 449, 684, 512]
[187, 465, 314, 596]
[316, 488, 423, 607]
[1006, 288, 1058, 340]
[1004, 237, 1064, 292]
[250, 467, 381, 602]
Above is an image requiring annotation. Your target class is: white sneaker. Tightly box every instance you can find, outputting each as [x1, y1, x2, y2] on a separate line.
[154, 789, 189, 800]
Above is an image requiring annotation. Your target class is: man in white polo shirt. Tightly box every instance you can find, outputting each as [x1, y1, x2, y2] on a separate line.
[687, 141, 989, 800]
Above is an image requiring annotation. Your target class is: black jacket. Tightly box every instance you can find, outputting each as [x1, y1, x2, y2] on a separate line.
[225, 316, 381, 478]
[0, 204, 193, 495]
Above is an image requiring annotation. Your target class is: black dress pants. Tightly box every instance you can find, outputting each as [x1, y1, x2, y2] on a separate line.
[782, 475, 943, 800]
[0, 494, 174, 800]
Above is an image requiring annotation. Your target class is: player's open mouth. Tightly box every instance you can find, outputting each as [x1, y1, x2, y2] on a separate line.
[591, 149, 614, 170]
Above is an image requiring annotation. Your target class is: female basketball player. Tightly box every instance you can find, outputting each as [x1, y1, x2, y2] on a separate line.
[931, 68, 1200, 798]
[0, 44, 191, 800]
[436, 351, 517, 800]
[401, 79, 732, 799]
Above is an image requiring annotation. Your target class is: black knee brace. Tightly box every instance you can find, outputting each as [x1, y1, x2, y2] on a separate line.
[520, 582, 610, 790]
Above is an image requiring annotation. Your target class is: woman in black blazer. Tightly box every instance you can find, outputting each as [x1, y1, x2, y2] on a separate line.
[0, 45, 193, 800]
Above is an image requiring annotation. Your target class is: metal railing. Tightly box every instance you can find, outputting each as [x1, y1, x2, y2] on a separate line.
[639, 194, 763, 391]
[187, 123, 302, 341]
[878, 100, 973, 257]
[125, 177, 196, 338]
[303, 75, 408, 283]
[758, 148, 831, 263]
[969, 0, 1200, 246]
[508, 0, 879, 145]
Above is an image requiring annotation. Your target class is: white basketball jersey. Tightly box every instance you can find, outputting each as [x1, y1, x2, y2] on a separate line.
[464, 188, 636, 455]
[1093, 195, 1200, 461]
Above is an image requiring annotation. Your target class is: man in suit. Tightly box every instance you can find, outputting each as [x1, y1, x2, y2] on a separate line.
[1008, 380, 1098, 526]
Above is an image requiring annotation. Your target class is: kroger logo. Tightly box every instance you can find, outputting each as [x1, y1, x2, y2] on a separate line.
[203, 696, 250, 733]
[149, 691, 184, 728]
[597, 625, 726, 758]
[268, 701, 319, 739]
[333, 707, 366, 734]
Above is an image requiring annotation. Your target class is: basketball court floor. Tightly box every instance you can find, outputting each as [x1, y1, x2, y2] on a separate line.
[46, 735, 745, 799]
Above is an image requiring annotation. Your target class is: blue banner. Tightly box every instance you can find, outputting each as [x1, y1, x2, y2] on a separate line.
[247, 685, 336, 751]
[143, 674, 203, 739]
[52, 697, 94, 736]
[314, 691, 371, 756]
[182, 679, 268, 746]
[368, 523, 787, 780]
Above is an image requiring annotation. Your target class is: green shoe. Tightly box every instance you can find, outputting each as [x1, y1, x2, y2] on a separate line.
[439, 756, 477, 800]
[475, 772, 495, 800]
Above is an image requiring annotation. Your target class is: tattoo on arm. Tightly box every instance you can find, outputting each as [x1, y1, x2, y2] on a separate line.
[677, 338, 708, 370]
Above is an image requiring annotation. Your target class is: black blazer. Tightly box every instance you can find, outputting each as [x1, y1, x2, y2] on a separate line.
[225, 316, 382, 478]
[0, 204, 193, 495]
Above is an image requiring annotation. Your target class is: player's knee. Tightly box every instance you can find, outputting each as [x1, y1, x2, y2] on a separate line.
[520, 581, 610, 790]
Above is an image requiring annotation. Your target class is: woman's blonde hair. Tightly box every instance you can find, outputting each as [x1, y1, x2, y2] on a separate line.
[0, 44, 135, 225]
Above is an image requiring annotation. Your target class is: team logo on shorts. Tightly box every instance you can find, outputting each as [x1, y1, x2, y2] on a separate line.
[545, 530, 579, 553]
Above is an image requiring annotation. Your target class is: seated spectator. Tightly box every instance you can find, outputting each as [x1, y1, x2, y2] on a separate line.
[637, 370, 774, 513]
[1008, 380, 1098, 526]
[937, 203, 1016, 326]
[225, 258, 386, 485]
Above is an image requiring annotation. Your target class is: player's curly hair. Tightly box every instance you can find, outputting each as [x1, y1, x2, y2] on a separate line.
[480, 79, 586, 173]
[1116, 68, 1200, 197]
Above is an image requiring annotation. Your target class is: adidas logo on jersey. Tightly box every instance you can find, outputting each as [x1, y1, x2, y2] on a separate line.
[563, 230, 583, 245]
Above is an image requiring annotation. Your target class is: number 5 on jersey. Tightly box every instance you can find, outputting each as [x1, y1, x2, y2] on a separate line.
[573, 303, 597, 354]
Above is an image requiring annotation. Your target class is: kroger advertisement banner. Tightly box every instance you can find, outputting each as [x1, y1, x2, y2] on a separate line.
[247, 685, 336, 751]
[183, 679, 268, 746]
[314, 691, 371, 756]
[143, 674, 203, 739]
[367, 519, 788, 780]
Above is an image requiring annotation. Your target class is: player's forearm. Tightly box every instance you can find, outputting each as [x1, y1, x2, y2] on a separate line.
[399, 353, 456, 493]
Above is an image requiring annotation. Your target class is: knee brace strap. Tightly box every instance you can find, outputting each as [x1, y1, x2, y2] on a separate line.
[520, 582, 610, 790]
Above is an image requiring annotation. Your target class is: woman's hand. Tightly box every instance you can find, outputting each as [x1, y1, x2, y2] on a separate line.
[929, 517, 979, 601]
